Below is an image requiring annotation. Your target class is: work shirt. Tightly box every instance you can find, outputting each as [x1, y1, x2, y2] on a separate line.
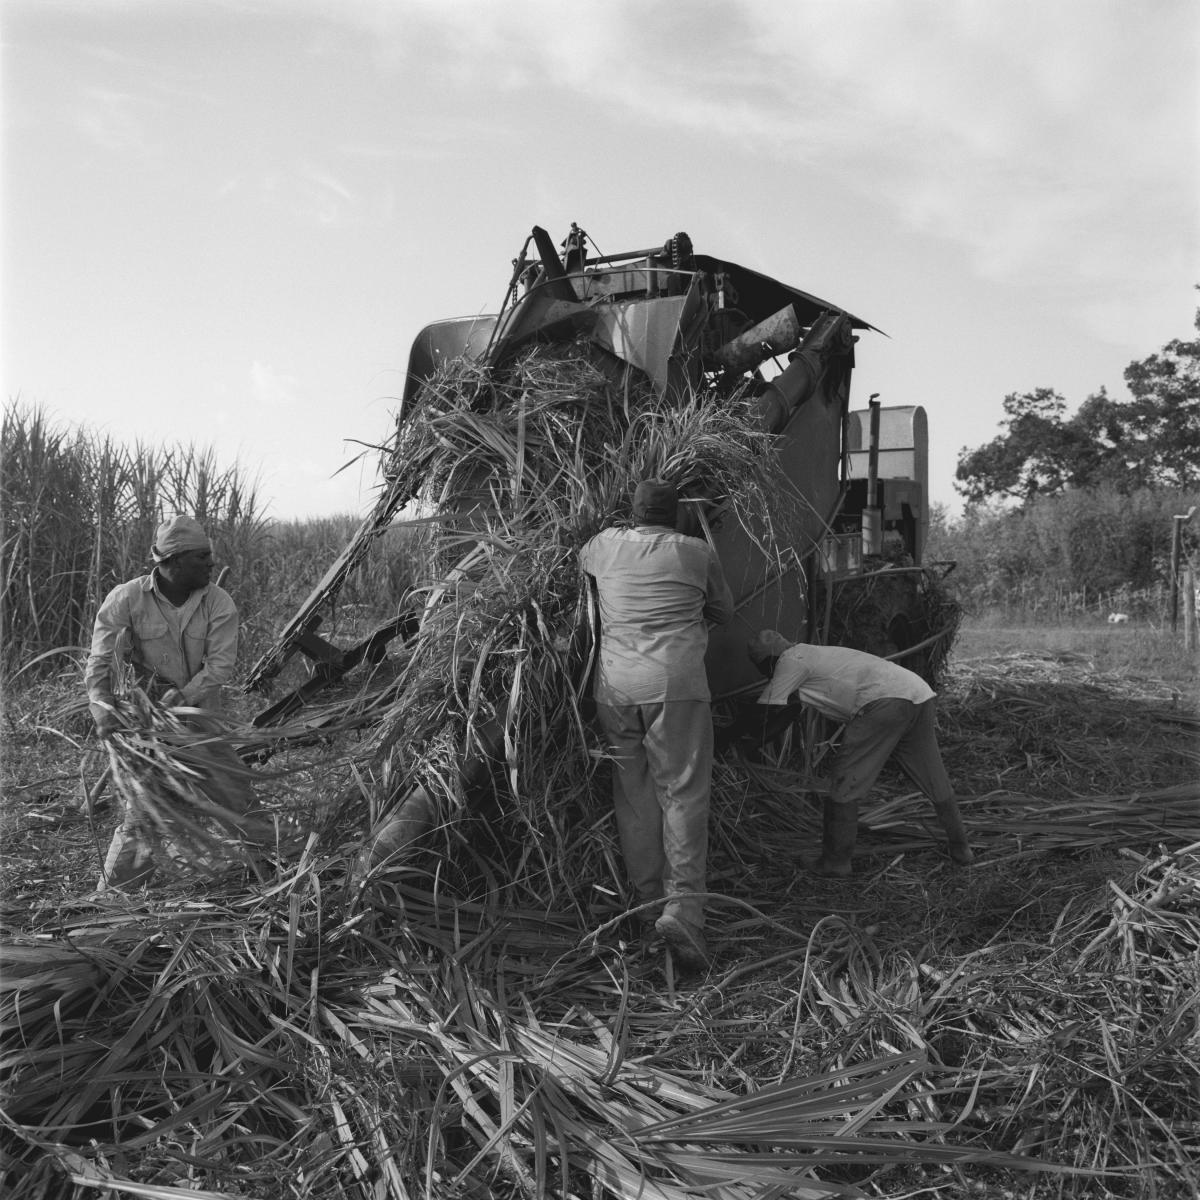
[580, 525, 734, 704]
[757, 643, 933, 721]
[85, 572, 238, 711]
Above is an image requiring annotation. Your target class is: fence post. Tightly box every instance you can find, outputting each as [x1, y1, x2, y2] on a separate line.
[1172, 506, 1197, 633]
[1186, 566, 1197, 653]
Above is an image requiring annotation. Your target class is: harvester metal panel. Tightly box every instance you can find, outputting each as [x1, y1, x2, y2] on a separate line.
[705, 379, 848, 699]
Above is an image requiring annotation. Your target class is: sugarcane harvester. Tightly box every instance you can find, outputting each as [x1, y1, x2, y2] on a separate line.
[244, 224, 951, 866]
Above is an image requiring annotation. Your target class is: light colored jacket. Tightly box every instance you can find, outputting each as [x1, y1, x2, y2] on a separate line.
[758, 643, 934, 721]
[85, 573, 238, 716]
[580, 525, 734, 705]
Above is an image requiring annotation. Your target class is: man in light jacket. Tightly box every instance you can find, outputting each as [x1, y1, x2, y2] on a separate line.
[85, 514, 244, 888]
[747, 630, 973, 876]
[581, 480, 734, 969]
[86, 515, 238, 729]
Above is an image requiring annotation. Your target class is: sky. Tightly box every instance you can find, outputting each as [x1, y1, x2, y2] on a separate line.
[3, 0, 1197, 522]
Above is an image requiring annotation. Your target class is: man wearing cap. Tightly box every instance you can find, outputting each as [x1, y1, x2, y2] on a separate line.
[745, 630, 973, 877]
[85, 515, 243, 888]
[580, 480, 734, 969]
[86, 515, 238, 732]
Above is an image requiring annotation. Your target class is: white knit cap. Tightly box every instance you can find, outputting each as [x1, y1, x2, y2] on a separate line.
[151, 515, 211, 562]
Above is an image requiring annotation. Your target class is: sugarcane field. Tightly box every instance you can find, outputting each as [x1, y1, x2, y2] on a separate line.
[3, 223, 1199, 1200]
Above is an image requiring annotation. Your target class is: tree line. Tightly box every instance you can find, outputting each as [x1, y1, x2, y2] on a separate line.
[928, 300, 1200, 618]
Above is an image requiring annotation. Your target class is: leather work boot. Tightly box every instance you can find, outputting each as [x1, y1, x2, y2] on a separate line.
[811, 797, 857, 877]
[930, 795, 975, 865]
[655, 913, 710, 971]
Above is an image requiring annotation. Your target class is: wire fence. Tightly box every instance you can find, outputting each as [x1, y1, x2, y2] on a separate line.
[958, 579, 1199, 626]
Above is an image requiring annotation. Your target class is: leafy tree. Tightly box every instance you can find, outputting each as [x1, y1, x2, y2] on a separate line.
[955, 303, 1200, 503]
[929, 486, 1198, 613]
[925, 499, 1041, 608]
[1026, 487, 1172, 593]
[1121, 303, 1200, 490]
[954, 388, 1096, 503]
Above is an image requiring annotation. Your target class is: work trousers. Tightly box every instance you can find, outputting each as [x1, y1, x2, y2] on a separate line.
[596, 700, 712, 930]
[830, 697, 952, 807]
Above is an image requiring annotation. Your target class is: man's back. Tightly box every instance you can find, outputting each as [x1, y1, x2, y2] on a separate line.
[759, 643, 933, 720]
[581, 526, 732, 705]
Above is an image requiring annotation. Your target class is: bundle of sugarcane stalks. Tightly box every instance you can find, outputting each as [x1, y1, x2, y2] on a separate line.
[85, 690, 276, 888]
[3, 347, 1199, 1197]
[331, 340, 803, 901]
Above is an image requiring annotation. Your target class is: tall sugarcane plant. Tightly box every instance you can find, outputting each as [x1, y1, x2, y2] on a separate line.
[1, 403, 268, 675]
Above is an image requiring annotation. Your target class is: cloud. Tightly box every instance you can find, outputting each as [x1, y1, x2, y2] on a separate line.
[65, 35, 214, 153]
[753, 4, 1194, 261]
[342, 0, 1195, 342]
[216, 165, 359, 225]
[294, 164, 357, 223]
[43, 0, 1200, 301]
[250, 361, 300, 409]
[73, 85, 158, 153]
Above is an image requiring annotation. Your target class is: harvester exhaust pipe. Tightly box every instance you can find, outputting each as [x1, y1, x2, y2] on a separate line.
[862, 394, 883, 556]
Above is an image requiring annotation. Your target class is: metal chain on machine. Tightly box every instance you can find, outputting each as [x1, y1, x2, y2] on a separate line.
[668, 232, 693, 269]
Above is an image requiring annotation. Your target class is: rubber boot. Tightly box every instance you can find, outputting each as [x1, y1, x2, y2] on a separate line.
[655, 912, 710, 971]
[812, 797, 857, 877]
[930, 795, 974, 865]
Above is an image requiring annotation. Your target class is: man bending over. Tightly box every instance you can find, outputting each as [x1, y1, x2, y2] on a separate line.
[746, 630, 973, 876]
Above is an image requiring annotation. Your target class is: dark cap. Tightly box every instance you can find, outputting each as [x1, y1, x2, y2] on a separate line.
[632, 479, 678, 527]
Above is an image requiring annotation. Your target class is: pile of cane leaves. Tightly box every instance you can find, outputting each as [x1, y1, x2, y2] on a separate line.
[4, 661, 1198, 1199]
[3, 833, 1197, 1198]
[4, 347, 1199, 1198]
[324, 341, 805, 904]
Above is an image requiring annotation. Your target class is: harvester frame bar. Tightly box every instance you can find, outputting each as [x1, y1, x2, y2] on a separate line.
[243, 476, 414, 691]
